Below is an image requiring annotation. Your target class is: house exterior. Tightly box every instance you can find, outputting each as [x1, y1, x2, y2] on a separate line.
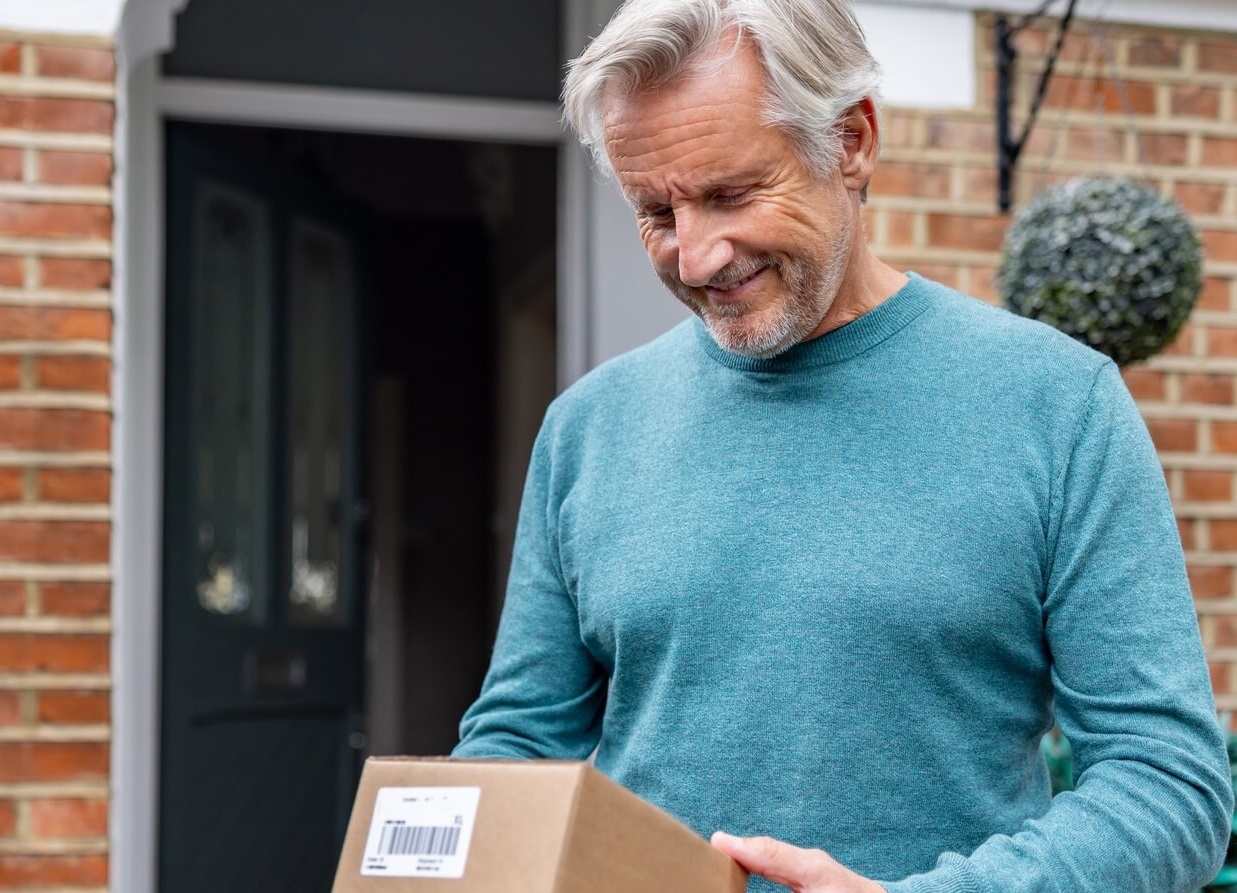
[0, 0, 1232, 890]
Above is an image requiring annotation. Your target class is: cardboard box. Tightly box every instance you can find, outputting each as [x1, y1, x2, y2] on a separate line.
[332, 757, 749, 892]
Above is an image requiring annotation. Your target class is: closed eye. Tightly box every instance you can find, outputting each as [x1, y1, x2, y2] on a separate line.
[712, 188, 749, 206]
[641, 205, 675, 226]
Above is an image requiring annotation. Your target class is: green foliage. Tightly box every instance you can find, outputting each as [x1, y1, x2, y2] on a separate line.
[998, 177, 1203, 367]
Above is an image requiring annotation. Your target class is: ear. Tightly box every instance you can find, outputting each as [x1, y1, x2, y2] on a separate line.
[838, 97, 879, 196]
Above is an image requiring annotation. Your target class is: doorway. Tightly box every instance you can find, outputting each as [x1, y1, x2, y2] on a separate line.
[159, 120, 558, 892]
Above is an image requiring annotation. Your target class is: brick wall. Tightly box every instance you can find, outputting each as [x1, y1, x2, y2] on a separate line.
[868, 15, 1237, 716]
[0, 32, 114, 892]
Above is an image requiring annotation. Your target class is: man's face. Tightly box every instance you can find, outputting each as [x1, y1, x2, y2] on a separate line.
[602, 39, 858, 359]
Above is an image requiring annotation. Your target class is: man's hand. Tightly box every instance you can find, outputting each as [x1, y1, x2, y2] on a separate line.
[711, 831, 886, 893]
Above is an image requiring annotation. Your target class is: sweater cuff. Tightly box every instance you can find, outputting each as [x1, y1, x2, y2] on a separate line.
[879, 853, 994, 893]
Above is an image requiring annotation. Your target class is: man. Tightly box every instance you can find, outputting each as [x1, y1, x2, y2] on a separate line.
[453, 0, 1234, 890]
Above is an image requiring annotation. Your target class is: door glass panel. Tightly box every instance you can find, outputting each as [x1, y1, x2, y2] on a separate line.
[191, 183, 271, 622]
[286, 218, 350, 626]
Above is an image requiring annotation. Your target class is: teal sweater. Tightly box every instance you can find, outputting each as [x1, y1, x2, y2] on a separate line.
[455, 275, 1233, 892]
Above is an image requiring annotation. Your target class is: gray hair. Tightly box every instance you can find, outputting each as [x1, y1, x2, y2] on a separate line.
[562, 0, 882, 180]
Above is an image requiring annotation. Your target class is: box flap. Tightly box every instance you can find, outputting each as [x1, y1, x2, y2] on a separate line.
[555, 766, 748, 893]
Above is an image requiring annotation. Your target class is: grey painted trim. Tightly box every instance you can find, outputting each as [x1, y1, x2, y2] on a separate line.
[559, 0, 599, 387]
[156, 78, 565, 145]
[109, 50, 164, 893]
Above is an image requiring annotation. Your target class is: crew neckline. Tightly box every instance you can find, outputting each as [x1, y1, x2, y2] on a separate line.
[694, 272, 934, 372]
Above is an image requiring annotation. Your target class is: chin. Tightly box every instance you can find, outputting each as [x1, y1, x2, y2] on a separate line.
[704, 312, 803, 359]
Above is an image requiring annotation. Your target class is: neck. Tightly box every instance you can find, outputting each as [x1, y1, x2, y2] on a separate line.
[810, 240, 908, 340]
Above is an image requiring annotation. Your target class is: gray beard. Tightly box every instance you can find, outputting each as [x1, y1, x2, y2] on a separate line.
[659, 240, 850, 359]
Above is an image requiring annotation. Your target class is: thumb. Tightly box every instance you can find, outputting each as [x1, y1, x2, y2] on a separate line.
[711, 831, 833, 889]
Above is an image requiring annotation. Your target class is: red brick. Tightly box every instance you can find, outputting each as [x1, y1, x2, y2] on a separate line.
[37, 690, 109, 725]
[902, 263, 959, 289]
[1199, 277, 1233, 312]
[1009, 24, 1049, 57]
[34, 356, 110, 393]
[1147, 417, 1197, 451]
[1171, 85, 1221, 119]
[1128, 36, 1183, 68]
[38, 150, 111, 186]
[1211, 660, 1231, 693]
[0, 467, 22, 502]
[925, 120, 994, 153]
[0, 800, 14, 837]
[30, 798, 108, 838]
[40, 581, 108, 617]
[37, 468, 109, 503]
[0, 854, 108, 886]
[0, 742, 108, 783]
[1207, 326, 1237, 357]
[1204, 231, 1237, 264]
[1191, 564, 1234, 598]
[1199, 42, 1237, 74]
[1215, 615, 1237, 646]
[1175, 182, 1227, 217]
[39, 257, 110, 290]
[0, 43, 19, 74]
[1203, 137, 1237, 168]
[1211, 519, 1237, 551]
[0, 581, 23, 616]
[0, 97, 113, 134]
[0, 634, 109, 672]
[0, 522, 109, 563]
[1183, 469, 1232, 502]
[926, 213, 1008, 252]
[0, 307, 110, 340]
[0, 691, 18, 726]
[1161, 322, 1195, 357]
[0, 355, 19, 390]
[1056, 30, 1097, 65]
[0, 202, 110, 240]
[969, 265, 1001, 303]
[959, 168, 997, 206]
[0, 255, 23, 286]
[1138, 133, 1188, 166]
[0, 147, 21, 182]
[1181, 373, 1234, 405]
[881, 113, 917, 149]
[35, 45, 115, 82]
[871, 162, 950, 199]
[1213, 421, 1237, 454]
[1178, 518, 1197, 552]
[1122, 368, 1166, 401]
[1064, 128, 1125, 163]
[1044, 75, 1157, 116]
[883, 211, 915, 248]
[0, 409, 109, 451]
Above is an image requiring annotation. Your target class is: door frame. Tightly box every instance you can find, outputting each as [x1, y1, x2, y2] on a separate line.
[112, 2, 601, 890]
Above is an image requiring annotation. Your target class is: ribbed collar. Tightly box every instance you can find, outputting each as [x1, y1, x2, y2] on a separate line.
[694, 272, 933, 373]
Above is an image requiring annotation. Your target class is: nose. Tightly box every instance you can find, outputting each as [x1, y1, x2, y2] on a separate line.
[674, 210, 735, 288]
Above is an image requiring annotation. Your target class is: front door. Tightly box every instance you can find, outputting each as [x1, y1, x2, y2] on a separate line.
[159, 122, 368, 893]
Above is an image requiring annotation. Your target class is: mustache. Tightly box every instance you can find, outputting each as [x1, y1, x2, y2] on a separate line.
[707, 255, 778, 288]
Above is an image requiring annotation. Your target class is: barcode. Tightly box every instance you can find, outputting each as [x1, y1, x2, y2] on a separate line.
[378, 824, 461, 857]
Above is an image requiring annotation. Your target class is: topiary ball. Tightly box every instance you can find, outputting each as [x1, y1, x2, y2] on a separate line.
[998, 177, 1203, 367]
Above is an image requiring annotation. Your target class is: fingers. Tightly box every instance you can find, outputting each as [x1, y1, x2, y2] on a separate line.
[711, 831, 836, 889]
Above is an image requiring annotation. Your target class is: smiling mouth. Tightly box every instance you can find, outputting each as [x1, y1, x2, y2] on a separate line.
[709, 265, 768, 293]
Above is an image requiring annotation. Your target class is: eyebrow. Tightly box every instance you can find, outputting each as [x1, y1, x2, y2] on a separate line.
[624, 175, 760, 211]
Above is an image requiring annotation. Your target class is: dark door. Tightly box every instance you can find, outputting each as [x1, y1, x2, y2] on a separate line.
[160, 122, 368, 893]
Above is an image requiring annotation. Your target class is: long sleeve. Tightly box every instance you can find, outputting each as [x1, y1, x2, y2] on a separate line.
[883, 361, 1233, 893]
[453, 413, 607, 760]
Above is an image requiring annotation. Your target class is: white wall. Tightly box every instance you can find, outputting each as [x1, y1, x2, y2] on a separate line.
[0, 0, 124, 34]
